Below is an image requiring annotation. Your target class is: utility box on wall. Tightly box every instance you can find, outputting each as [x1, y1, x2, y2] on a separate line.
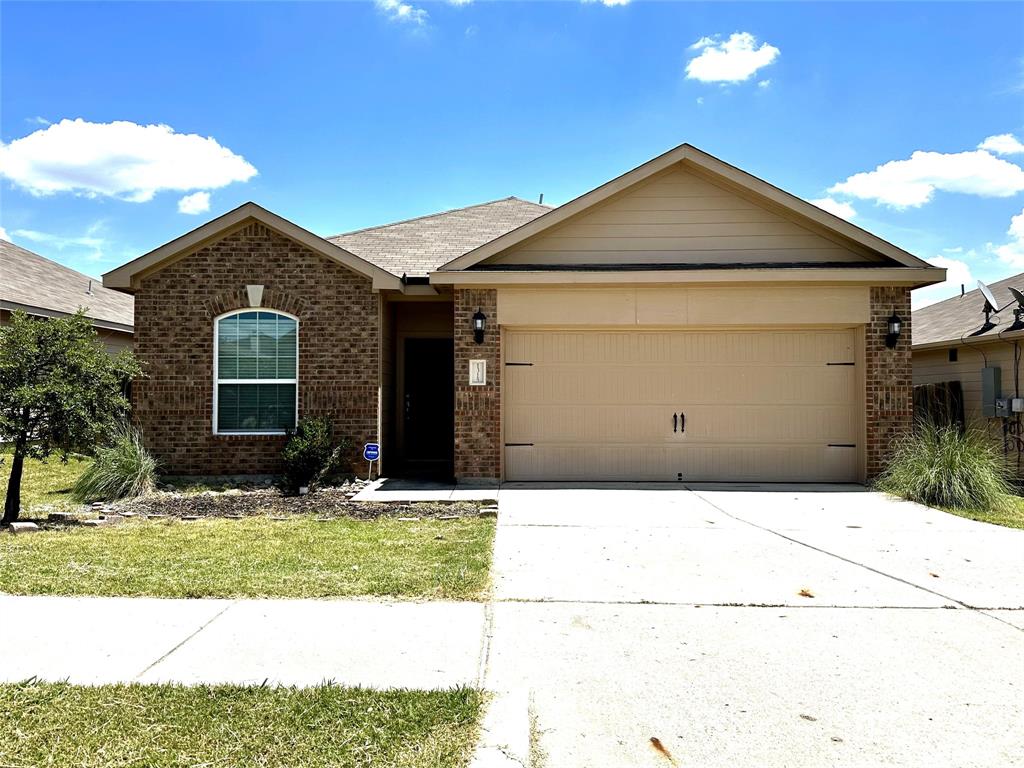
[982, 366, 1002, 417]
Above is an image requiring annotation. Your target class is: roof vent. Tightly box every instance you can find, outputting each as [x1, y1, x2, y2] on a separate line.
[86, 280, 93, 295]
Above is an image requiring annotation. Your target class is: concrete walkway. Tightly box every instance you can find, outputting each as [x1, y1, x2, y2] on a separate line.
[483, 484, 1024, 768]
[1, 595, 486, 689]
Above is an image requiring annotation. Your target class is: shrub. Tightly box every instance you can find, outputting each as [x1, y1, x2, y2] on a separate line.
[876, 421, 1014, 511]
[73, 424, 159, 502]
[280, 417, 350, 495]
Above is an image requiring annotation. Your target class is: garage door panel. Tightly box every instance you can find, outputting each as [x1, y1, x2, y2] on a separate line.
[510, 365, 855, 406]
[506, 444, 858, 483]
[504, 329, 860, 483]
[508, 404, 856, 444]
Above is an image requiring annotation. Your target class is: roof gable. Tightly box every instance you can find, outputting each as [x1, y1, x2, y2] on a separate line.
[103, 203, 402, 292]
[438, 144, 937, 273]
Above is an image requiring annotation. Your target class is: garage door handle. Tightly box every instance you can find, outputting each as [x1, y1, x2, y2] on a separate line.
[673, 413, 678, 433]
[680, 412, 685, 433]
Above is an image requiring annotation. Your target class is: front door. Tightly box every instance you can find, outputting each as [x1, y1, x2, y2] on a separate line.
[402, 337, 454, 478]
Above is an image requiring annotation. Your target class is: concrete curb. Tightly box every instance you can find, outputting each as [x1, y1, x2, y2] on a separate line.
[470, 688, 531, 768]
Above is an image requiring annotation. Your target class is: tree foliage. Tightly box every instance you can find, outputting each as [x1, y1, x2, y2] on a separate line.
[1, 310, 141, 522]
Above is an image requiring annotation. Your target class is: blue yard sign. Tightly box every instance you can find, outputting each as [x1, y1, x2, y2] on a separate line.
[363, 443, 380, 481]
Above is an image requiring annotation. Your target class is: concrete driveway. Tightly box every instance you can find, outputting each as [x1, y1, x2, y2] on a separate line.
[484, 484, 1024, 767]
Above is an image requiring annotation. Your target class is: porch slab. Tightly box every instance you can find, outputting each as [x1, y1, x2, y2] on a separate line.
[352, 478, 499, 503]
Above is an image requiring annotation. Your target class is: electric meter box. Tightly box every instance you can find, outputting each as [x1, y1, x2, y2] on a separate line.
[983, 367, 1002, 417]
[995, 398, 1012, 418]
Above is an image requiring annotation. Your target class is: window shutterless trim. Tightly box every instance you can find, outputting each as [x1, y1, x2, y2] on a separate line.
[212, 309, 299, 436]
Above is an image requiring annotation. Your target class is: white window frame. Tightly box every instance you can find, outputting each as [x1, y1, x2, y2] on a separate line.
[212, 308, 299, 435]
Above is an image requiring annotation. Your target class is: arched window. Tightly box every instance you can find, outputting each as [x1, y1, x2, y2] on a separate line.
[213, 310, 297, 434]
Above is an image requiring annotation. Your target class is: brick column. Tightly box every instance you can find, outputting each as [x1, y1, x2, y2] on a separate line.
[454, 288, 500, 483]
[865, 286, 912, 481]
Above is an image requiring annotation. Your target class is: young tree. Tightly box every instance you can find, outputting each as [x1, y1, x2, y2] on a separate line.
[0, 310, 141, 523]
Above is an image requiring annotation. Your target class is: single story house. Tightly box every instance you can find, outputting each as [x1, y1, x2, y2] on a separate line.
[913, 274, 1024, 436]
[103, 143, 943, 484]
[1, 238, 134, 354]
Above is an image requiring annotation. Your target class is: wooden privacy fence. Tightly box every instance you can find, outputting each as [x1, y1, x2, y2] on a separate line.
[913, 381, 965, 429]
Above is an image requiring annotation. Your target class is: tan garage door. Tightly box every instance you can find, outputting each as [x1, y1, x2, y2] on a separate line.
[504, 329, 860, 483]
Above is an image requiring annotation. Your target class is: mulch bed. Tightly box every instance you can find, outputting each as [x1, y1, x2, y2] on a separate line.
[115, 489, 489, 520]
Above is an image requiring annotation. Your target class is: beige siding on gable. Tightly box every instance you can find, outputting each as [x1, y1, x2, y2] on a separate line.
[487, 165, 879, 267]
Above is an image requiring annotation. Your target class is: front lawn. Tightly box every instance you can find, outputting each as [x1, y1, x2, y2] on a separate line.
[0, 448, 90, 513]
[0, 514, 494, 600]
[0, 681, 482, 768]
[941, 497, 1024, 529]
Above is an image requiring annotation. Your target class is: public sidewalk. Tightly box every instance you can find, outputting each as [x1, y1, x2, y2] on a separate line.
[0, 595, 487, 689]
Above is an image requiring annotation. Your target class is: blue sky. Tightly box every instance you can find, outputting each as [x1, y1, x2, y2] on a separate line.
[1, 1, 1022, 307]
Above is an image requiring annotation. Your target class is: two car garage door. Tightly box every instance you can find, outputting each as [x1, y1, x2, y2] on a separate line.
[503, 329, 860, 483]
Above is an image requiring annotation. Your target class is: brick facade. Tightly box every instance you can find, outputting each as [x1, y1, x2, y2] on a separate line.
[453, 288, 500, 482]
[865, 286, 913, 481]
[132, 222, 379, 475]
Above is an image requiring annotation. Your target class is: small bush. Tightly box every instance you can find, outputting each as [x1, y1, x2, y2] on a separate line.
[876, 421, 1014, 511]
[280, 417, 350, 495]
[73, 424, 159, 502]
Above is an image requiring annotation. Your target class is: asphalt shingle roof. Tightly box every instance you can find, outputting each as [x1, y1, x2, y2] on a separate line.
[327, 197, 551, 278]
[1, 239, 134, 329]
[914, 273, 1024, 347]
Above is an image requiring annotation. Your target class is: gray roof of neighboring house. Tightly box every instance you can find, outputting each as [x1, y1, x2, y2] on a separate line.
[1, 239, 134, 331]
[327, 197, 551, 278]
[914, 272, 1024, 347]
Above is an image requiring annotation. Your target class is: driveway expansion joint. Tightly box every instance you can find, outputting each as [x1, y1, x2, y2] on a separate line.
[685, 486, 1023, 632]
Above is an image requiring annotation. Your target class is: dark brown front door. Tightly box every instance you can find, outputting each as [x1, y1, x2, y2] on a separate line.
[402, 337, 454, 478]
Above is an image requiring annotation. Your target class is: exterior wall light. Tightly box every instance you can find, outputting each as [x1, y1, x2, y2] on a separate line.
[885, 311, 901, 349]
[472, 309, 487, 344]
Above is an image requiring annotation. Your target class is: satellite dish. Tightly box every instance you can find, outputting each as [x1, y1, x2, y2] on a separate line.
[1009, 287, 1024, 309]
[978, 280, 1000, 313]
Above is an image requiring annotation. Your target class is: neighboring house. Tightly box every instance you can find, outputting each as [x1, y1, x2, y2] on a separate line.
[913, 274, 1024, 436]
[103, 143, 943, 484]
[1, 238, 134, 354]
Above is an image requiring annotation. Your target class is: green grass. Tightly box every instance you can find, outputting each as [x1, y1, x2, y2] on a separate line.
[0, 448, 91, 512]
[940, 496, 1024, 529]
[0, 681, 482, 768]
[0, 515, 495, 600]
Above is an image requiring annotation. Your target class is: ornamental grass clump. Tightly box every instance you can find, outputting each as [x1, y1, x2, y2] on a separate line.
[876, 421, 1014, 512]
[73, 423, 159, 502]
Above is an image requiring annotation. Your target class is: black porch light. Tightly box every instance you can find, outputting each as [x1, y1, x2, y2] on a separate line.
[885, 311, 902, 349]
[472, 308, 487, 344]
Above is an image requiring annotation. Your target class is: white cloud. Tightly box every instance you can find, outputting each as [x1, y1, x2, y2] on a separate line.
[695, 96, 704, 105]
[25, 116, 50, 126]
[375, 0, 428, 24]
[828, 149, 1024, 208]
[0, 226, 9, 241]
[912, 255, 975, 309]
[178, 191, 211, 215]
[0, 118, 257, 203]
[12, 223, 108, 261]
[810, 197, 856, 221]
[582, 0, 631, 5]
[989, 207, 1024, 267]
[448, 0, 473, 5]
[685, 32, 779, 83]
[979, 134, 1024, 156]
[758, 79, 771, 88]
